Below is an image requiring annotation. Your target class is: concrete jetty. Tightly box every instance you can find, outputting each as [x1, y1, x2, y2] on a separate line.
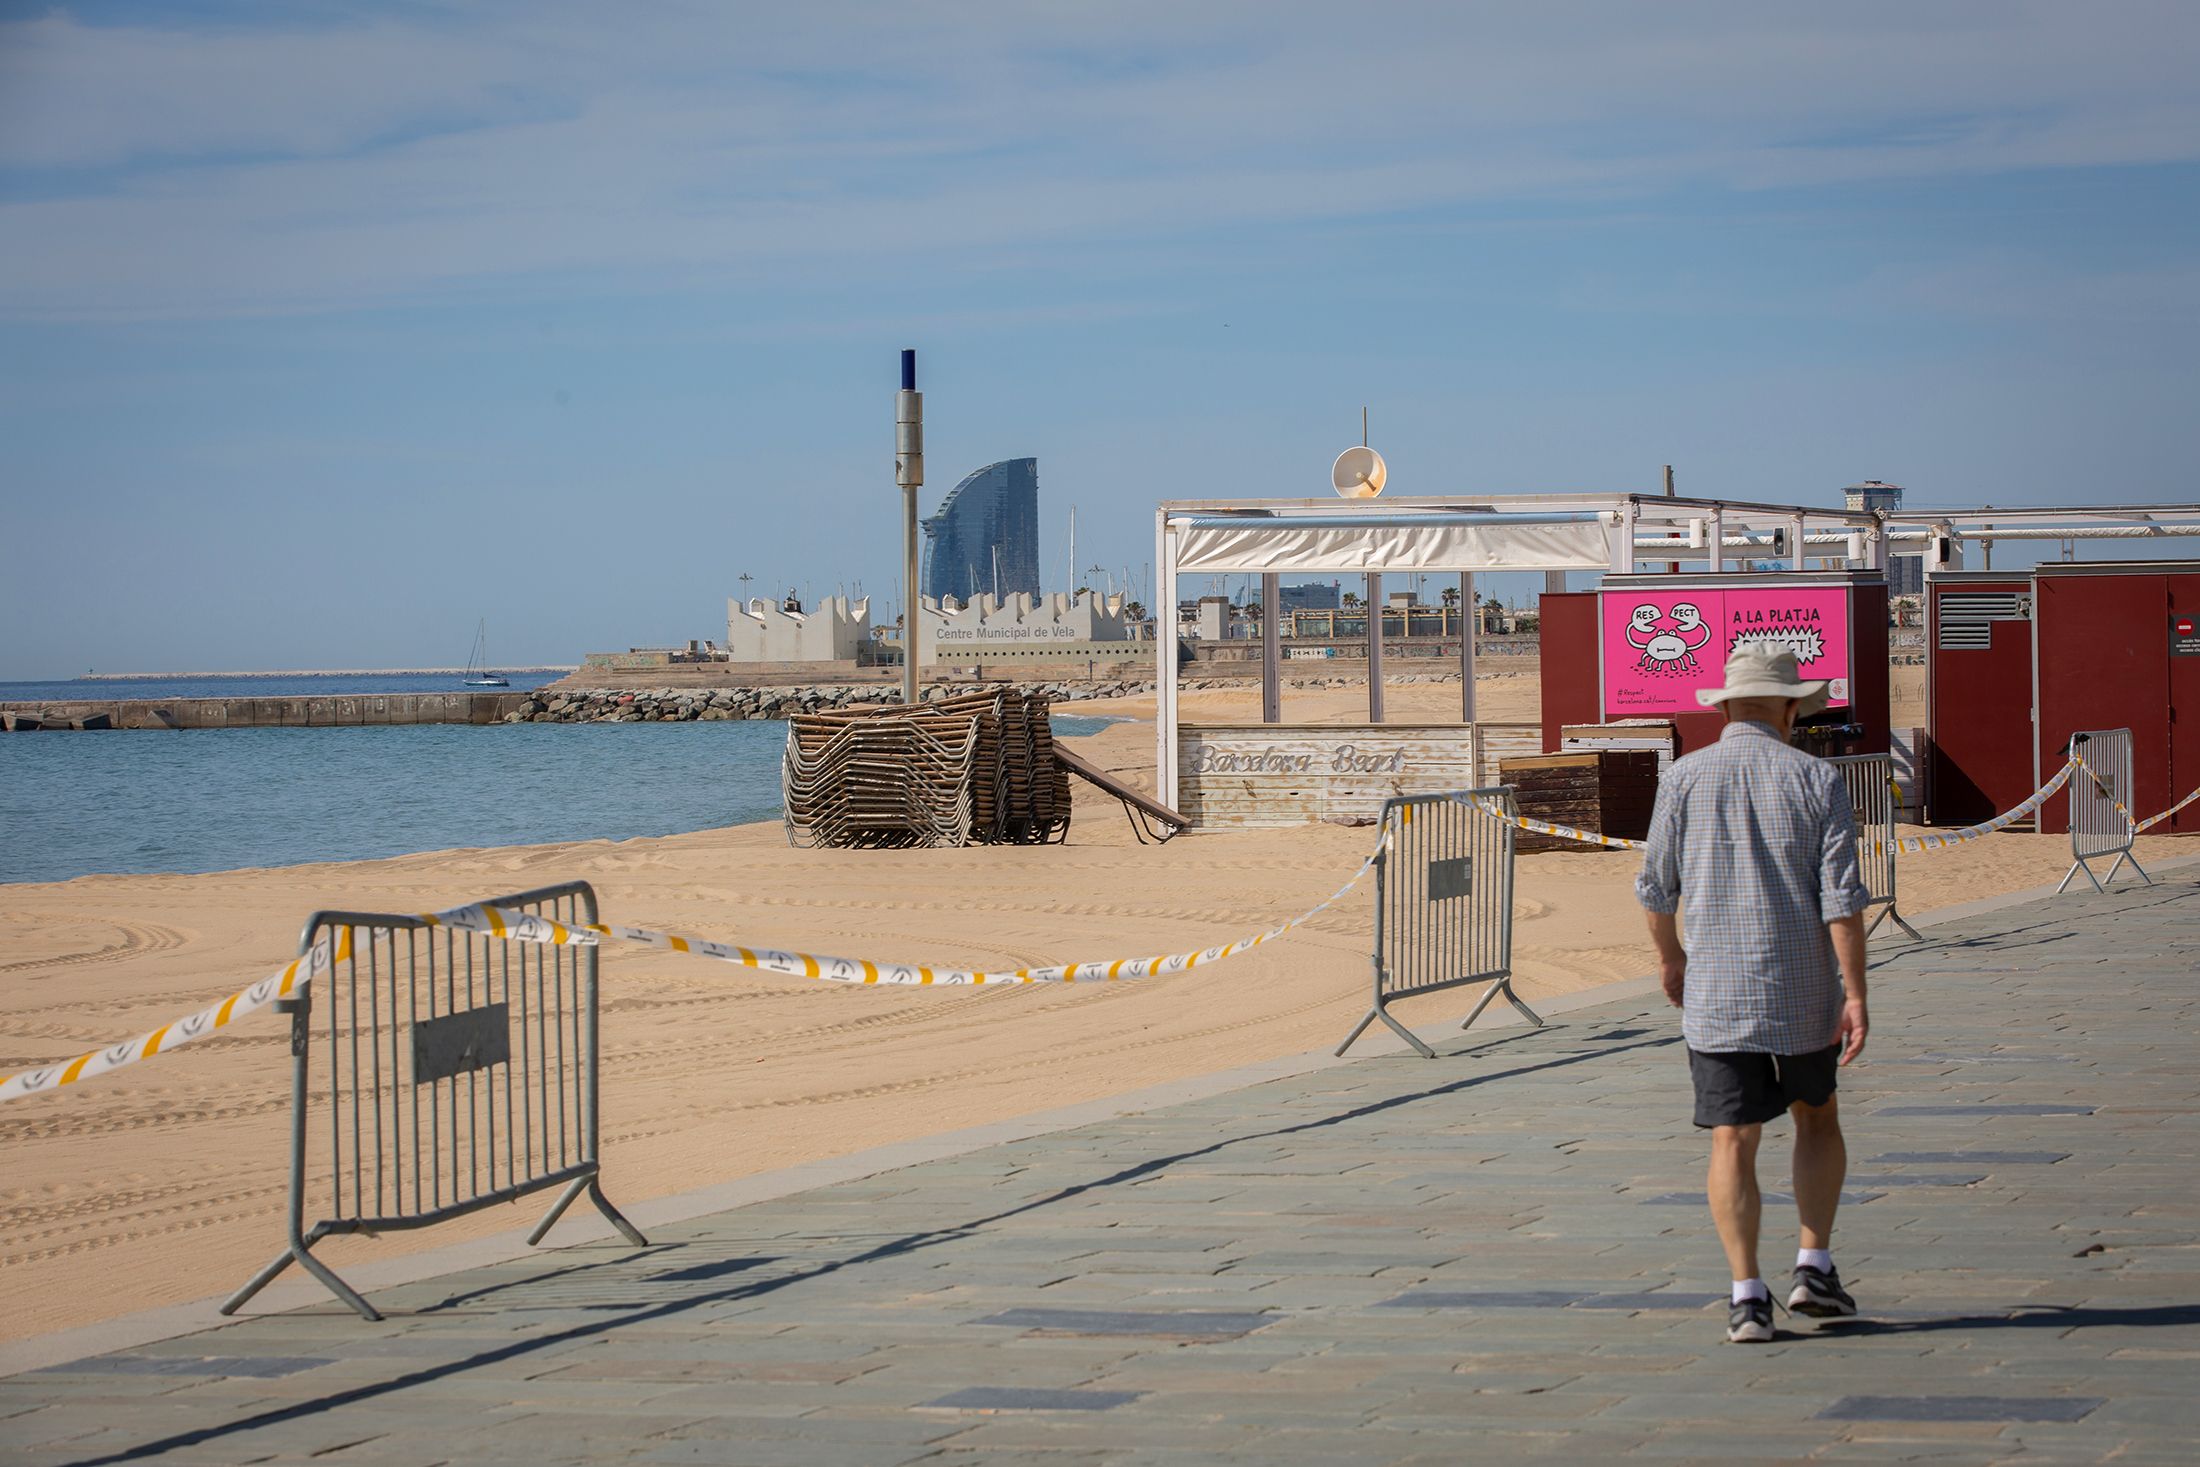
[1, 690, 537, 731]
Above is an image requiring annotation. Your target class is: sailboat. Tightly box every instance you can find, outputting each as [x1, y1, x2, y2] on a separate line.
[462, 620, 509, 687]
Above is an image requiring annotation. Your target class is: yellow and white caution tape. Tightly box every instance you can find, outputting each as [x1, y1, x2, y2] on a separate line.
[1448, 796, 1647, 851]
[2071, 757, 2139, 828]
[0, 928, 353, 1104]
[429, 837, 1387, 986]
[1468, 758, 2110, 859]
[2137, 784, 2200, 832]
[2070, 757, 2200, 833]
[0, 837, 1387, 1105]
[1872, 759, 2079, 855]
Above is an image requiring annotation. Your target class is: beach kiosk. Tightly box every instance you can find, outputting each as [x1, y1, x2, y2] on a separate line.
[1539, 569, 1892, 760]
[1928, 559, 2200, 834]
[1153, 493, 1888, 827]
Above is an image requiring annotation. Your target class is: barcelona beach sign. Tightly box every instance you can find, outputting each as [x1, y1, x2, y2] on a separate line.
[1598, 586, 1852, 716]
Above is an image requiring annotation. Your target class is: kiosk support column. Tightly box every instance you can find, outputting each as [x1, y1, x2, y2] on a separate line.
[1155, 510, 1179, 808]
[1458, 572, 1477, 722]
[1366, 573, 1385, 724]
[1261, 572, 1282, 724]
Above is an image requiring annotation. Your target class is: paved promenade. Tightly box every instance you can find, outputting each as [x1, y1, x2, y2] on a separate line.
[5, 875, 2198, 1464]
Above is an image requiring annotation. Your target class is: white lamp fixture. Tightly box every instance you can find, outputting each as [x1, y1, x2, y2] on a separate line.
[1332, 446, 1387, 499]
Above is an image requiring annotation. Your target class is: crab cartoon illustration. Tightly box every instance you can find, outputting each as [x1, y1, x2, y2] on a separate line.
[1624, 601, 1714, 677]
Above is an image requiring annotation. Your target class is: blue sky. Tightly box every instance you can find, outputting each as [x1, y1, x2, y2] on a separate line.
[2, 2, 2197, 676]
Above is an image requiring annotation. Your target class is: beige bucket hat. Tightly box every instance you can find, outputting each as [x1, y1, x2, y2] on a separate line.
[1695, 643, 1830, 717]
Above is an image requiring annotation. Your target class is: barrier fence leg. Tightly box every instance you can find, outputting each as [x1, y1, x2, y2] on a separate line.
[293, 1235, 382, 1322]
[2057, 857, 2103, 896]
[587, 1178, 649, 1246]
[1335, 844, 1436, 1058]
[1458, 977, 1544, 1034]
[1334, 1007, 1379, 1056]
[1335, 998, 1439, 1059]
[219, 1247, 300, 1316]
[2104, 850, 2152, 889]
[1865, 904, 1923, 943]
[221, 990, 382, 1322]
[527, 1175, 592, 1245]
[525, 1173, 648, 1248]
[219, 1236, 380, 1322]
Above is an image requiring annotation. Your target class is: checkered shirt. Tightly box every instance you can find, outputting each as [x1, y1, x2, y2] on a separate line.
[1633, 720, 1871, 1054]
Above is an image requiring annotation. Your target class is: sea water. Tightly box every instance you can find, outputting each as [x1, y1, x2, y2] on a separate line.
[1, 716, 1115, 885]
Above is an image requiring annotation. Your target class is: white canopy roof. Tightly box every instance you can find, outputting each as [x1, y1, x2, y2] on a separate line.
[1170, 511, 1613, 575]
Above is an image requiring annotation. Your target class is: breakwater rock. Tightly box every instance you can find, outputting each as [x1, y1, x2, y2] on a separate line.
[504, 669, 1509, 724]
[507, 682, 1158, 723]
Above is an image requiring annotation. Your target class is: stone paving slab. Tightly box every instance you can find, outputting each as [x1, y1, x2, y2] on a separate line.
[4, 876, 2199, 1463]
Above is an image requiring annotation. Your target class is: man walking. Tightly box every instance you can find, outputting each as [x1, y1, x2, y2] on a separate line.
[1635, 645, 1872, 1343]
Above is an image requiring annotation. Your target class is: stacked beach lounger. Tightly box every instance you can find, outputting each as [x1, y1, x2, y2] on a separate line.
[783, 690, 1072, 848]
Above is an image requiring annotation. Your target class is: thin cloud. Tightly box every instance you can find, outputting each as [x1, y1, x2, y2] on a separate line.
[0, 2, 2196, 319]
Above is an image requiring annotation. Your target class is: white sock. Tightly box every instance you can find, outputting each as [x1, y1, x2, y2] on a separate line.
[1797, 1248, 1833, 1273]
[1731, 1278, 1769, 1304]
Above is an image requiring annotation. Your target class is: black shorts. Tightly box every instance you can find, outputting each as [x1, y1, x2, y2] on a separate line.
[1688, 1045, 1839, 1129]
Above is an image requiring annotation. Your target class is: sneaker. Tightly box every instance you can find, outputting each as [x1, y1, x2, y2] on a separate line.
[1788, 1263, 1857, 1318]
[1726, 1295, 1775, 1343]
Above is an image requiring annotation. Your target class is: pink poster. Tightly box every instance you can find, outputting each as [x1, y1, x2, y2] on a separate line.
[1599, 587, 1850, 716]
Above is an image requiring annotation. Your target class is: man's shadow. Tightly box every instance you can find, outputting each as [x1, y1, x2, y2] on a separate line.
[1800, 1303, 2200, 1337]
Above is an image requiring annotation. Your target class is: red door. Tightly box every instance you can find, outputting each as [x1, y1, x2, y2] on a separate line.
[1927, 579, 2034, 825]
[1537, 593, 1600, 753]
[2035, 572, 2170, 836]
[2167, 576, 2200, 834]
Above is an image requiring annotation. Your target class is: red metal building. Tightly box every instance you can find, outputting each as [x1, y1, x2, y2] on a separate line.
[1926, 562, 2200, 833]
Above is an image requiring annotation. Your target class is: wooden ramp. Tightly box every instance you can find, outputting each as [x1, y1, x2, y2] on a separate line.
[1054, 744, 1190, 843]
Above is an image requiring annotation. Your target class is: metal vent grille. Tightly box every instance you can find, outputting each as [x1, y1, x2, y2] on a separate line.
[1936, 590, 2028, 651]
[1940, 592, 2026, 622]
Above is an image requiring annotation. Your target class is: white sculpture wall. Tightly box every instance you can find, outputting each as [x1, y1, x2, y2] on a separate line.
[724, 595, 871, 665]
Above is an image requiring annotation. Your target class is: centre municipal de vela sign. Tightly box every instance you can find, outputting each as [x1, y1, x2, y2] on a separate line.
[934, 624, 1084, 643]
[1175, 725, 1479, 828]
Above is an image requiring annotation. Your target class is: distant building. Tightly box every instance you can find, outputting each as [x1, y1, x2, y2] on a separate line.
[1844, 480, 1904, 516]
[1888, 553, 1925, 596]
[725, 595, 871, 664]
[1278, 581, 1340, 613]
[911, 590, 1135, 664]
[1843, 483, 1919, 589]
[922, 458, 1040, 606]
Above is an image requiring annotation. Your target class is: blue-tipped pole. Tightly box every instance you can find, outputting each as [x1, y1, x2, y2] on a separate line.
[896, 350, 924, 702]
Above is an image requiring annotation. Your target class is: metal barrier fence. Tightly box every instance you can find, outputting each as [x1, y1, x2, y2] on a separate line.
[2061, 728, 2151, 894]
[1827, 753, 1920, 942]
[1336, 788, 1535, 1059]
[221, 881, 645, 1321]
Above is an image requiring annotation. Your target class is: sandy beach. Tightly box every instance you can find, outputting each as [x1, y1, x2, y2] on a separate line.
[2, 670, 2185, 1342]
